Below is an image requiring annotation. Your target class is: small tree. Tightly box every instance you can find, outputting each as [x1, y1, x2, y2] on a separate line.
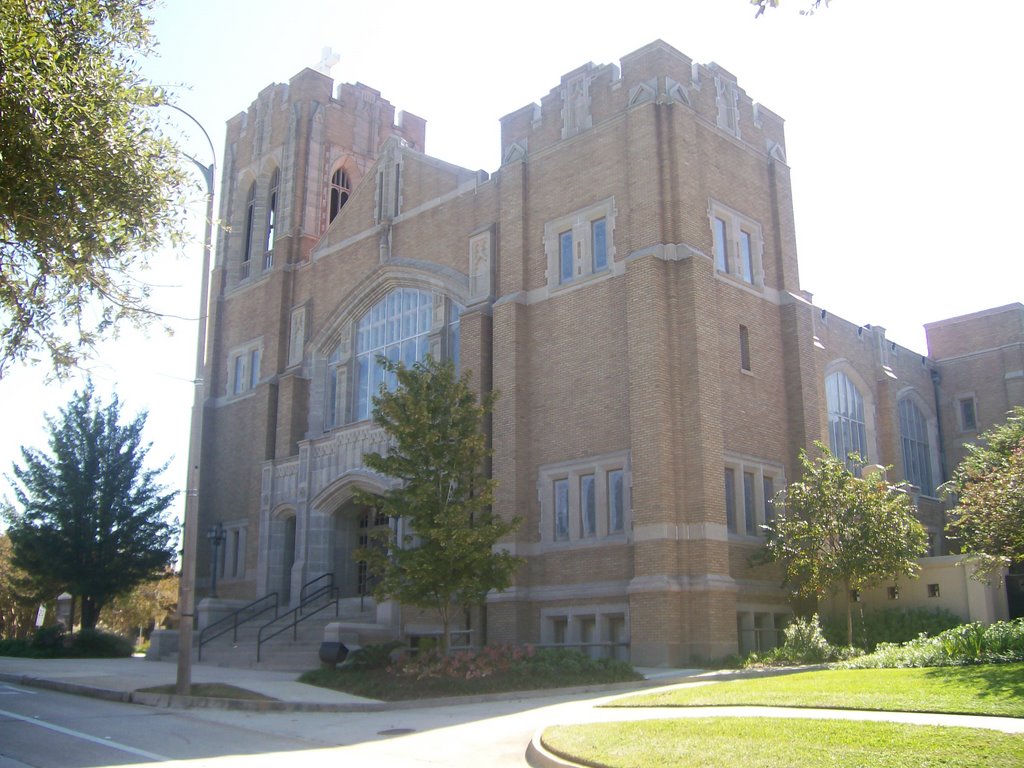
[3, 383, 178, 629]
[357, 357, 522, 652]
[0, 533, 38, 639]
[761, 444, 928, 646]
[102, 570, 178, 643]
[946, 407, 1024, 579]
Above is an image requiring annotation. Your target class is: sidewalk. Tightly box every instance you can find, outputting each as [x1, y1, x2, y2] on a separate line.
[0, 656, 382, 711]
[0, 655, 701, 712]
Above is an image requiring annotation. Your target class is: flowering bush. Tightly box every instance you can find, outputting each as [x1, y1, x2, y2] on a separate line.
[390, 644, 536, 680]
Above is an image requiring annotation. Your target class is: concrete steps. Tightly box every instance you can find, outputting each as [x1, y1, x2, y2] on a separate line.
[195, 597, 393, 672]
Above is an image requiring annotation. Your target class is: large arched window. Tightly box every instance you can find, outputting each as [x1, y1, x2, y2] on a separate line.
[323, 288, 461, 427]
[329, 168, 351, 223]
[898, 397, 934, 495]
[241, 182, 256, 279]
[264, 168, 279, 269]
[825, 371, 868, 464]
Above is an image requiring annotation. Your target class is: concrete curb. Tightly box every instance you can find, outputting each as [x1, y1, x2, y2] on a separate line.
[0, 674, 132, 704]
[525, 728, 583, 768]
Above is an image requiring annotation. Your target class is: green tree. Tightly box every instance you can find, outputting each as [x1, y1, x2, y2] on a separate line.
[357, 357, 522, 652]
[3, 383, 178, 629]
[0, 533, 38, 639]
[761, 444, 928, 646]
[0, 0, 190, 375]
[947, 407, 1024, 579]
[102, 569, 178, 643]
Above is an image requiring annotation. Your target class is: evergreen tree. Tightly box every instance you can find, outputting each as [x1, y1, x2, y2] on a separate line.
[357, 357, 521, 652]
[761, 444, 928, 646]
[3, 383, 178, 629]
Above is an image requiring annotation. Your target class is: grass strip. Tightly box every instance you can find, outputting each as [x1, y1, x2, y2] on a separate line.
[607, 664, 1024, 718]
[542, 717, 1024, 768]
[136, 683, 277, 701]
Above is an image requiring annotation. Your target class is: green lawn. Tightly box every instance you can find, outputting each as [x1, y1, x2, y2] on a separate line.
[542, 718, 1024, 768]
[607, 664, 1024, 718]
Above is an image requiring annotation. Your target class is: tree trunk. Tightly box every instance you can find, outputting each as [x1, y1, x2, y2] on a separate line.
[81, 596, 100, 629]
[846, 583, 854, 647]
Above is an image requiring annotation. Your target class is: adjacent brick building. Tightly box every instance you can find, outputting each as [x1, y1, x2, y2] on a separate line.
[194, 41, 1022, 665]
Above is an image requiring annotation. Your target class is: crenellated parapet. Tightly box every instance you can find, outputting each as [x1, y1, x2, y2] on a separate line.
[500, 39, 786, 165]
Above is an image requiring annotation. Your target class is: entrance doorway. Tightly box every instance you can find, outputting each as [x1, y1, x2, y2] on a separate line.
[332, 502, 388, 598]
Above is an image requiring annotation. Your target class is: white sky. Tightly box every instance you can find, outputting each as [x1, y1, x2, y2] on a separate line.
[2, 0, 1021, 528]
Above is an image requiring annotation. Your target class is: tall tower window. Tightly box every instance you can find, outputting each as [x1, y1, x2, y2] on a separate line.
[329, 168, 351, 223]
[264, 168, 279, 269]
[241, 182, 256, 280]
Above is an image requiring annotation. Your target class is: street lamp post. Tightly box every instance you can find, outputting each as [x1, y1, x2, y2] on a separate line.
[167, 104, 216, 697]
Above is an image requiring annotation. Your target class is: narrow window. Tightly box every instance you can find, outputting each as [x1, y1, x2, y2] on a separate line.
[927, 583, 940, 598]
[329, 168, 350, 222]
[763, 476, 775, 524]
[714, 217, 729, 273]
[242, 183, 256, 279]
[393, 164, 401, 216]
[377, 171, 385, 221]
[724, 468, 736, 533]
[554, 479, 569, 540]
[264, 168, 279, 268]
[743, 471, 756, 534]
[740, 325, 751, 371]
[592, 218, 607, 272]
[559, 231, 574, 283]
[898, 398, 934, 495]
[959, 397, 977, 431]
[552, 617, 568, 645]
[231, 530, 241, 578]
[739, 230, 753, 283]
[233, 355, 245, 395]
[249, 348, 260, 390]
[580, 474, 596, 537]
[608, 469, 624, 533]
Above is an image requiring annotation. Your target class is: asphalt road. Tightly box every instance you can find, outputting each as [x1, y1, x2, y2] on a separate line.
[0, 679, 608, 767]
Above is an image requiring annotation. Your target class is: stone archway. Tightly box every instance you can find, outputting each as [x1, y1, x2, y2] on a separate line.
[268, 510, 298, 605]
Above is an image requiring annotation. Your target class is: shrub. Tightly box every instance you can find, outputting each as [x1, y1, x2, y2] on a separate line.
[340, 641, 406, 671]
[746, 615, 859, 666]
[838, 618, 1024, 668]
[67, 629, 134, 658]
[822, 607, 962, 651]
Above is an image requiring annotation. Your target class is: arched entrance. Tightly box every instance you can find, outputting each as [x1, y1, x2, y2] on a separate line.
[332, 500, 389, 598]
[268, 510, 298, 605]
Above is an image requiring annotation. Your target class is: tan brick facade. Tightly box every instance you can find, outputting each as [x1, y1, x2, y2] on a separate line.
[194, 41, 1023, 665]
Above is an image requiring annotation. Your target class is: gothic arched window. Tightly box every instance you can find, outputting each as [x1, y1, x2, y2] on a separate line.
[324, 288, 462, 429]
[898, 397, 934, 495]
[329, 168, 351, 223]
[825, 370, 868, 465]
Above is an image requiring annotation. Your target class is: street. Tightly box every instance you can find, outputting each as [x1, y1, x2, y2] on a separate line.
[0, 679, 622, 767]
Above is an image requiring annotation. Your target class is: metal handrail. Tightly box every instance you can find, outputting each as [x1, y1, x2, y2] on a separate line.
[197, 592, 279, 661]
[256, 585, 339, 662]
[300, 572, 334, 604]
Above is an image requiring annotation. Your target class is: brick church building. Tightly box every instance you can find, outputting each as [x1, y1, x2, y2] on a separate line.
[193, 40, 1022, 665]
